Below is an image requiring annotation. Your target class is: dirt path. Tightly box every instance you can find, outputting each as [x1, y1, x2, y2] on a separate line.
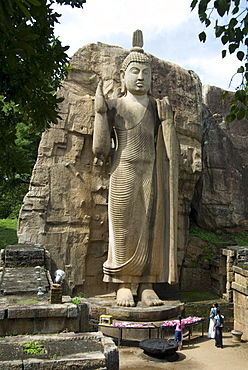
[119, 333, 248, 370]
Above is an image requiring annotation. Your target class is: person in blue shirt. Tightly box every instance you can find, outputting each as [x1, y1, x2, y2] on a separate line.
[214, 308, 224, 348]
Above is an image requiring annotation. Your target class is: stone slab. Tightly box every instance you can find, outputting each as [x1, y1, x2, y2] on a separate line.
[7, 303, 77, 319]
[0, 296, 89, 336]
[0, 360, 23, 370]
[22, 354, 106, 369]
[0, 332, 118, 370]
[232, 282, 248, 295]
[233, 265, 248, 277]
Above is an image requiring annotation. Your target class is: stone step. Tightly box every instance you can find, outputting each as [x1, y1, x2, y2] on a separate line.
[0, 267, 50, 295]
[4, 244, 45, 267]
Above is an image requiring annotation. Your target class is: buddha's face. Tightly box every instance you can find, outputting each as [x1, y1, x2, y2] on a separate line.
[123, 62, 151, 95]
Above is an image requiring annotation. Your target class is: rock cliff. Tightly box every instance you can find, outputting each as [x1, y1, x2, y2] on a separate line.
[191, 85, 248, 231]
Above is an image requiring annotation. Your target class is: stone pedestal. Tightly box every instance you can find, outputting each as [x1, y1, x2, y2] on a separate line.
[231, 330, 243, 342]
[88, 295, 184, 322]
[50, 284, 62, 304]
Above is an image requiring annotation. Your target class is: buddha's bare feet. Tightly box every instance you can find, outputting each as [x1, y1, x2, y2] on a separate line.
[116, 287, 135, 307]
[138, 284, 164, 306]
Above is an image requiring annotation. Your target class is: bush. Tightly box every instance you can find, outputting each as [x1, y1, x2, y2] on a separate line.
[0, 178, 28, 218]
[0, 218, 18, 249]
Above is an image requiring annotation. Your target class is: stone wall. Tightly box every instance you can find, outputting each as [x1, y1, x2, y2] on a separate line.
[232, 265, 248, 341]
[180, 267, 211, 292]
[181, 246, 248, 338]
[17, 42, 203, 296]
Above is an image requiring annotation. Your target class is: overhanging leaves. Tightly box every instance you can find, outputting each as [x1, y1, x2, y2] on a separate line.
[199, 31, 207, 42]
[0, 0, 86, 184]
[191, 0, 248, 122]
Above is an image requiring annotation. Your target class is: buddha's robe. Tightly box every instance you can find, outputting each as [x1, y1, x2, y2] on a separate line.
[103, 98, 178, 285]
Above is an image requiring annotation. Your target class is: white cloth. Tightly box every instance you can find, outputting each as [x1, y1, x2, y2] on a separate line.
[208, 318, 215, 339]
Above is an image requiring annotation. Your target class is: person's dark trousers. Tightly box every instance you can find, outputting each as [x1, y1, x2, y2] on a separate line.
[215, 327, 223, 348]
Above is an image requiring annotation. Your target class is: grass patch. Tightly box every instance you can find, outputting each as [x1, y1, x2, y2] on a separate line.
[17, 299, 39, 305]
[189, 227, 226, 246]
[189, 227, 248, 247]
[23, 341, 45, 355]
[232, 233, 248, 246]
[0, 218, 18, 249]
[179, 291, 220, 303]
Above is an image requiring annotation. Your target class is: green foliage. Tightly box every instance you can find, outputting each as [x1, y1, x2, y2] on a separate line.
[202, 245, 215, 259]
[232, 232, 248, 246]
[72, 293, 83, 305]
[0, 218, 18, 249]
[23, 341, 45, 355]
[223, 85, 248, 122]
[179, 290, 219, 302]
[191, 0, 248, 122]
[0, 1, 76, 128]
[0, 177, 29, 218]
[240, 264, 248, 269]
[51, 354, 59, 360]
[189, 227, 227, 245]
[0, 94, 42, 218]
[18, 299, 39, 305]
[0, 0, 86, 216]
[71, 297, 82, 305]
[190, 226, 248, 247]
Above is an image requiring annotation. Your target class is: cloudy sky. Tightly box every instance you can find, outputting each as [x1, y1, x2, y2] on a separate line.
[53, 0, 246, 91]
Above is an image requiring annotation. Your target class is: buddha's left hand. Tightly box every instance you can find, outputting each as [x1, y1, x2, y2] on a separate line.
[156, 97, 174, 124]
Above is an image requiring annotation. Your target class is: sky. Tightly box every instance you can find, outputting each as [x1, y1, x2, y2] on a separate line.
[53, 0, 246, 91]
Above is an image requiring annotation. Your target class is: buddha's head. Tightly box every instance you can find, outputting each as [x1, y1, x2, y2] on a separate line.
[120, 30, 151, 95]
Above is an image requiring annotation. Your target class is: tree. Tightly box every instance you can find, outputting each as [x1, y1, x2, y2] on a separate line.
[0, 0, 86, 217]
[191, 0, 248, 121]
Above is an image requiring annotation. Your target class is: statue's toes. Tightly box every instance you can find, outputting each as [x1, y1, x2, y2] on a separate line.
[153, 299, 164, 306]
[128, 300, 135, 307]
[117, 299, 135, 307]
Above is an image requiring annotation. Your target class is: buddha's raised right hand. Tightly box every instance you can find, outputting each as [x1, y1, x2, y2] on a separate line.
[95, 80, 107, 114]
[92, 80, 111, 161]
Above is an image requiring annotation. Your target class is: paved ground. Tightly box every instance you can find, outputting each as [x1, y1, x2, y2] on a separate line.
[119, 332, 248, 370]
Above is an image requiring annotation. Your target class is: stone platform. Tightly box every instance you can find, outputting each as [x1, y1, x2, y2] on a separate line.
[87, 294, 184, 345]
[0, 295, 89, 336]
[88, 295, 184, 322]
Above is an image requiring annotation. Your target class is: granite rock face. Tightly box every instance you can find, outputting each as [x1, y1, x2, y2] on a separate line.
[18, 42, 203, 295]
[191, 85, 248, 231]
